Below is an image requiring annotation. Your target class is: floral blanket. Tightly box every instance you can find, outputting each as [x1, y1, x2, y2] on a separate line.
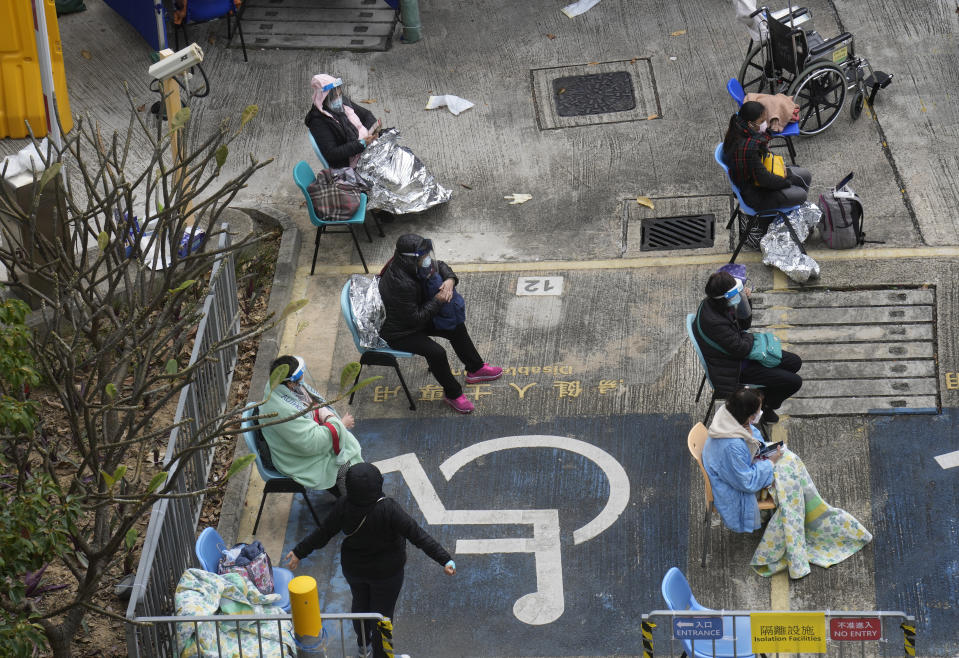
[751, 450, 872, 579]
[175, 568, 293, 658]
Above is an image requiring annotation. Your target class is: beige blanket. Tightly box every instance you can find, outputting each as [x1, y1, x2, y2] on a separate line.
[745, 92, 799, 132]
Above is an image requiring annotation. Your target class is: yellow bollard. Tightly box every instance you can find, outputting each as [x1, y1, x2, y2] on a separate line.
[289, 576, 323, 637]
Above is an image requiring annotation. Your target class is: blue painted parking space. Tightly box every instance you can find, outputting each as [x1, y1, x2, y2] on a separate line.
[283, 413, 690, 656]
[868, 407, 959, 656]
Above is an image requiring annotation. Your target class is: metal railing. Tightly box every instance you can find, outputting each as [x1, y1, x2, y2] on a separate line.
[641, 609, 917, 657]
[125, 230, 242, 656]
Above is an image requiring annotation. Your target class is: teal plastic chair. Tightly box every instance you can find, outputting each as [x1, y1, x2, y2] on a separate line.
[726, 78, 798, 164]
[240, 406, 323, 535]
[308, 132, 331, 170]
[293, 160, 370, 274]
[662, 567, 768, 658]
[714, 144, 800, 263]
[195, 526, 293, 612]
[340, 279, 416, 410]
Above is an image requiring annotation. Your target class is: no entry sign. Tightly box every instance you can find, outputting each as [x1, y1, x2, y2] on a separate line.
[829, 618, 881, 641]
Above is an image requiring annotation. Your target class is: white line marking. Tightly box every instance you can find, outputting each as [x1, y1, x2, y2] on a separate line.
[934, 450, 959, 470]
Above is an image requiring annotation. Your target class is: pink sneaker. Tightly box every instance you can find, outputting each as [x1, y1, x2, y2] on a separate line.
[465, 364, 503, 384]
[443, 394, 475, 414]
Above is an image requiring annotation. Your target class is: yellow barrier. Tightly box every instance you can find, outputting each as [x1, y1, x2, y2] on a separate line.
[288, 575, 323, 637]
[0, 0, 73, 139]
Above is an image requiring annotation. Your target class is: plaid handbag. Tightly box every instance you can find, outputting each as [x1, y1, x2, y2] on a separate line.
[217, 541, 275, 594]
[307, 168, 366, 221]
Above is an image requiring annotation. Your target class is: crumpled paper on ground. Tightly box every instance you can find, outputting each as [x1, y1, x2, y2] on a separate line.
[349, 273, 388, 349]
[760, 202, 822, 283]
[562, 0, 602, 17]
[425, 95, 475, 116]
[355, 129, 452, 214]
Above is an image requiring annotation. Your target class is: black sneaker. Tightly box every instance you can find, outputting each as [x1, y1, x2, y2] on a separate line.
[762, 409, 780, 424]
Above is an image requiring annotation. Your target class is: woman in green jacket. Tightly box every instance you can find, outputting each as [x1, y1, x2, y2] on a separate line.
[259, 355, 364, 495]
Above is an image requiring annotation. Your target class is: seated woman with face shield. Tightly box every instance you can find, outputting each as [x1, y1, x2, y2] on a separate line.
[378, 234, 502, 415]
[259, 355, 364, 496]
[306, 74, 381, 170]
[693, 271, 802, 424]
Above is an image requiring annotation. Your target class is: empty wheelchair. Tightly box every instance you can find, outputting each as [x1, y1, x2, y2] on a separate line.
[738, 6, 893, 135]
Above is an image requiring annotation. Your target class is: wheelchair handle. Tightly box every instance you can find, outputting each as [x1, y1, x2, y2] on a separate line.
[749, 6, 768, 18]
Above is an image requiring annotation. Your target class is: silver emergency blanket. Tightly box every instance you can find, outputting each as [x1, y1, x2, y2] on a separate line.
[349, 274, 388, 349]
[760, 202, 822, 283]
[354, 129, 452, 214]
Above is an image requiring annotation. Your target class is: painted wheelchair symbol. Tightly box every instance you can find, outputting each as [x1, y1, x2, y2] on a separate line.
[372, 436, 630, 625]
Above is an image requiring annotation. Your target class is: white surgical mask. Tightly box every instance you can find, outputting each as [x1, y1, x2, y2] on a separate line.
[750, 409, 763, 425]
[758, 120, 768, 133]
[420, 256, 432, 269]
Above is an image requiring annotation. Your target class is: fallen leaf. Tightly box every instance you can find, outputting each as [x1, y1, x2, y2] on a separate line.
[547, 33, 556, 39]
[670, 29, 687, 36]
[81, 50, 92, 60]
[460, 183, 473, 190]
[137, 104, 146, 112]
[504, 193, 533, 205]
[647, 113, 659, 120]
[636, 196, 655, 209]
[588, 61, 599, 66]
[359, 99, 377, 104]
[384, 109, 391, 113]
[208, 35, 216, 44]
[630, 57, 638, 63]
[558, 88, 566, 94]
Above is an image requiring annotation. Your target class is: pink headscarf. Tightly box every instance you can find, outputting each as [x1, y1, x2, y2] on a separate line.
[310, 73, 371, 144]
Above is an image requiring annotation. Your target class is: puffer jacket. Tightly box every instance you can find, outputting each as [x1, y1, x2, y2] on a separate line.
[305, 102, 377, 169]
[693, 297, 755, 395]
[378, 234, 457, 341]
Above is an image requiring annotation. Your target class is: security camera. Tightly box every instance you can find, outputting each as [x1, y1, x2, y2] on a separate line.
[148, 43, 204, 80]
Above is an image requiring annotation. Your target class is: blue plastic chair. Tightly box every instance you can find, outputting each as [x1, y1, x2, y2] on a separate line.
[726, 78, 798, 164]
[713, 144, 800, 264]
[174, 0, 247, 62]
[340, 279, 417, 410]
[308, 132, 331, 170]
[240, 406, 323, 535]
[293, 160, 371, 274]
[662, 567, 767, 658]
[195, 526, 293, 612]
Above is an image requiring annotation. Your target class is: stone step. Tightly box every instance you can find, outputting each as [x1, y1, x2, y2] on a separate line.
[796, 341, 934, 361]
[771, 323, 933, 343]
[797, 378, 939, 398]
[754, 304, 933, 326]
[242, 7, 395, 22]
[248, 20, 393, 37]
[752, 287, 934, 308]
[781, 395, 938, 416]
[800, 359, 936, 379]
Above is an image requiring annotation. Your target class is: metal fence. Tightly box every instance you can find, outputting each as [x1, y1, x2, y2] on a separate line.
[125, 230, 241, 657]
[641, 609, 916, 658]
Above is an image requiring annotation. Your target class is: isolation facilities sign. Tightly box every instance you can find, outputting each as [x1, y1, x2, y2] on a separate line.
[751, 612, 827, 653]
[672, 616, 722, 640]
[830, 618, 881, 641]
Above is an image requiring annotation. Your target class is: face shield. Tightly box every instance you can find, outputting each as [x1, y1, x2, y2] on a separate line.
[714, 278, 744, 307]
[323, 78, 344, 108]
[283, 356, 324, 402]
[401, 239, 436, 276]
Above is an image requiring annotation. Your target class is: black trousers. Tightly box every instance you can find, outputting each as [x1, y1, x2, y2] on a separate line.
[744, 166, 813, 211]
[345, 569, 405, 658]
[385, 323, 484, 398]
[740, 350, 803, 409]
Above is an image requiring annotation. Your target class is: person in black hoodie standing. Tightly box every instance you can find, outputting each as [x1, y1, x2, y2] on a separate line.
[285, 463, 455, 658]
[378, 234, 502, 414]
[693, 271, 802, 423]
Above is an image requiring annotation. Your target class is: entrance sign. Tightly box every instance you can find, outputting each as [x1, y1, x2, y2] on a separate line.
[673, 616, 723, 640]
[373, 435, 629, 626]
[751, 612, 827, 653]
[830, 617, 881, 641]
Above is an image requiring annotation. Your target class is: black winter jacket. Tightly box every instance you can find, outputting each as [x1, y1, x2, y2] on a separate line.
[692, 298, 755, 395]
[291, 464, 451, 580]
[378, 234, 458, 342]
[305, 101, 377, 169]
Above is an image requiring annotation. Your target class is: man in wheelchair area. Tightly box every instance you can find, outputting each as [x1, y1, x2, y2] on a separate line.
[722, 101, 812, 211]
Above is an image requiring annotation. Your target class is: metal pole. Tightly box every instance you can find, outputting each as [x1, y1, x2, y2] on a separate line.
[30, 0, 62, 149]
[399, 0, 422, 43]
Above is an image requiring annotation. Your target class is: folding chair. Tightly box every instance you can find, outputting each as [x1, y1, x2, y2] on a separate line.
[340, 279, 416, 410]
[725, 78, 798, 164]
[174, 0, 247, 62]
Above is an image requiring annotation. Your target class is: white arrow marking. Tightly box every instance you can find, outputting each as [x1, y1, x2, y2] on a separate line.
[372, 436, 629, 626]
[934, 450, 959, 469]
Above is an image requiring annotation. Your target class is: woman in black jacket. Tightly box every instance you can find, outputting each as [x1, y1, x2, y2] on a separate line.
[693, 271, 802, 423]
[378, 234, 502, 414]
[307, 74, 381, 169]
[722, 101, 812, 211]
[285, 463, 455, 658]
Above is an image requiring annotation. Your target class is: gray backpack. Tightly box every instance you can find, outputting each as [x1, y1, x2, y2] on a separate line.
[818, 173, 864, 249]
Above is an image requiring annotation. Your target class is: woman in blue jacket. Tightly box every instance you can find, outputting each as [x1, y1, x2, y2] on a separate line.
[702, 387, 782, 533]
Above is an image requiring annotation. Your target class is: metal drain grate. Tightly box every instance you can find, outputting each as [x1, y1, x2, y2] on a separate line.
[640, 215, 715, 251]
[552, 72, 636, 117]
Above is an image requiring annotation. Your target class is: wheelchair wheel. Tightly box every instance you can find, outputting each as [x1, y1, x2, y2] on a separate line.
[851, 90, 864, 120]
[789, 62, 847, 135]
[738, 43, 771, 94]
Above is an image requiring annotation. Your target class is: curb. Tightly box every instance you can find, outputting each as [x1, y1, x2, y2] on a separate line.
[216, 203, 300, 545]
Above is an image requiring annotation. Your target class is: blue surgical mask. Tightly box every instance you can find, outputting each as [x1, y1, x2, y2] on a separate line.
[727, 293, 741, 307]
[420, 256, 432, 269]
[328, 97, 343, 112]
